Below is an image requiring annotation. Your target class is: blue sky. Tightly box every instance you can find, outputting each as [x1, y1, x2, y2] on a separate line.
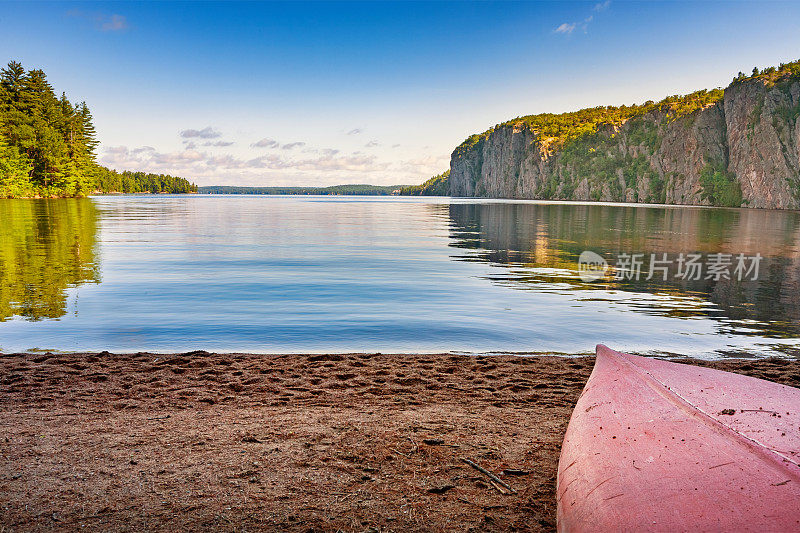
[2, 1, 800, 186]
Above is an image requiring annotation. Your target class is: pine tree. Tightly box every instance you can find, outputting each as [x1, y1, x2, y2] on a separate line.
[0, 135, 31, 197]
[0, 60, 197, 197]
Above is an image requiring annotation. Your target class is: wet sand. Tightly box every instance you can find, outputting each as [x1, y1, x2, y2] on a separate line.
[1, 351, 799, 532]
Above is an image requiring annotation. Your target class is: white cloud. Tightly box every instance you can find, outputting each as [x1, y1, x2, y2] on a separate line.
[100, 144, 393, 182]
[281, 142, 306, 150]
[555, 2, 606, 35]
[555, 16, 594, 35]
[205, 141, 234, 147]
[180, 127, 222, 139]
[251, 138, 279, 148]
[104, 145, 129, 155]
[554, 22, 576, 34]
[593, 0, 611, 12]
[131, 146, 155, 154]
[251, 139, 307, 150]
[397, 154, 450, 176]
[100, 127, 447, 185]
[67, 10, 129, 32]
[101, 14, 128, 32]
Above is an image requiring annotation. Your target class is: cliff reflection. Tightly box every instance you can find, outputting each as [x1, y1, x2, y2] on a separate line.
[0, 199, 100, 321]
[447, 202, 800, 337]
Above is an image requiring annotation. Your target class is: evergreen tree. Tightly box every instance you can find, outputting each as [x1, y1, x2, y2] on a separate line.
[0, 60, 196, 197]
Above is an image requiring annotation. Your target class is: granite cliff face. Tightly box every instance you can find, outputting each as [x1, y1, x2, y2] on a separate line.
[723, 78, 800, 208]
[450, 71, 800, 209]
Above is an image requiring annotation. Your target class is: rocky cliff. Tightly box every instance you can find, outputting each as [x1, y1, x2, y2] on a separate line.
[449, 63, 800, 209]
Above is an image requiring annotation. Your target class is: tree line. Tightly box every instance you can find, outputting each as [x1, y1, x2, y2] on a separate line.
[199, 184, 404, 195]
[96, 168, 197, 194]
[1, 60, 196, 198]
[399, 170, 449, 196]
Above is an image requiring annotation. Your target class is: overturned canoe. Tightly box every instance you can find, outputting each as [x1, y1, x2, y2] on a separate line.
[557, 345, 800, 532]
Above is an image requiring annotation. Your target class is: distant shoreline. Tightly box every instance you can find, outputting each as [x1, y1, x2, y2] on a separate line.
[198, 184, 410, 196]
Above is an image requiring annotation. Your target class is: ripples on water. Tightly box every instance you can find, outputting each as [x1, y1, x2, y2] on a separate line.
[0, 195, 798, 358]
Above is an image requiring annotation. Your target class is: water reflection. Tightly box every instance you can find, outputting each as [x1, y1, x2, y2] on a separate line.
[447, 202, 800, 338]
[0, 199, 100, 321]
[1, 196, 798, 356]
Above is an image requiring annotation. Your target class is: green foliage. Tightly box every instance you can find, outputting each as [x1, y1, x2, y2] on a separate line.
[0, 61, 96, 197]
[0, 199, 100, 320]
[555, 127, 663, 203]
[699, 161, 743, 207]
[96, 167, 197, 194]
[453, 133, 486, 158]
[0, 60, 196, 198]
[774, 100, 800, 125]
[648, 172, 666, 204]
[198, 184, 404, 195]
[453, 89, 724, 158]
[0, 135, 32, 196]
[399, 170, 449, 196]
[732, 59, 800, 85]
[625, 117, 660, 154]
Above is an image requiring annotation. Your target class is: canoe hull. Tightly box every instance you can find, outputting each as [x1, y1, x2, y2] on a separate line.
[557, 345, 800, 532]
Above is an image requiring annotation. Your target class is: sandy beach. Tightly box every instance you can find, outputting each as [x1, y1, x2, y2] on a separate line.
[1, 351, 799, 532]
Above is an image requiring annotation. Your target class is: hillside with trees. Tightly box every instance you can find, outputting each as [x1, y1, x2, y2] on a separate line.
[0, 61, 196, 198]
[448, 59, 800, 209]
[399, 170, 449, 196]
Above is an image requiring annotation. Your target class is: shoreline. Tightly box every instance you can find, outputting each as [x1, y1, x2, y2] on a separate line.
[1, 352, 799, 532]
[5, 347, 798, 359]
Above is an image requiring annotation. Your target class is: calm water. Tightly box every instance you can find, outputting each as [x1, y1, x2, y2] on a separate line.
[1, 195, 799, 358]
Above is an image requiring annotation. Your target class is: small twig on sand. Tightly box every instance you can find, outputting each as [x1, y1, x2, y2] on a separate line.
[423, 438, 460, 448]
[406, 436, 418, 453]
[489, 480, 508, 494]
[461, 458, 517, 494]
[146, 415, 171, 420]
[502, 469, 530, 476]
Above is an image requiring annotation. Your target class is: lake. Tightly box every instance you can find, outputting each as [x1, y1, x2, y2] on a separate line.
[1, 195, 799, 358]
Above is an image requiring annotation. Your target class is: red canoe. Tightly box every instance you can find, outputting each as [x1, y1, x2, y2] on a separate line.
[557, 345, 800, 532]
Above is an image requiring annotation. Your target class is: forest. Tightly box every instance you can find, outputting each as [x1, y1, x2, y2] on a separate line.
[399, 170, 449, 196]
[0, 61, 196, 198]
[96, 168, 197, 194]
